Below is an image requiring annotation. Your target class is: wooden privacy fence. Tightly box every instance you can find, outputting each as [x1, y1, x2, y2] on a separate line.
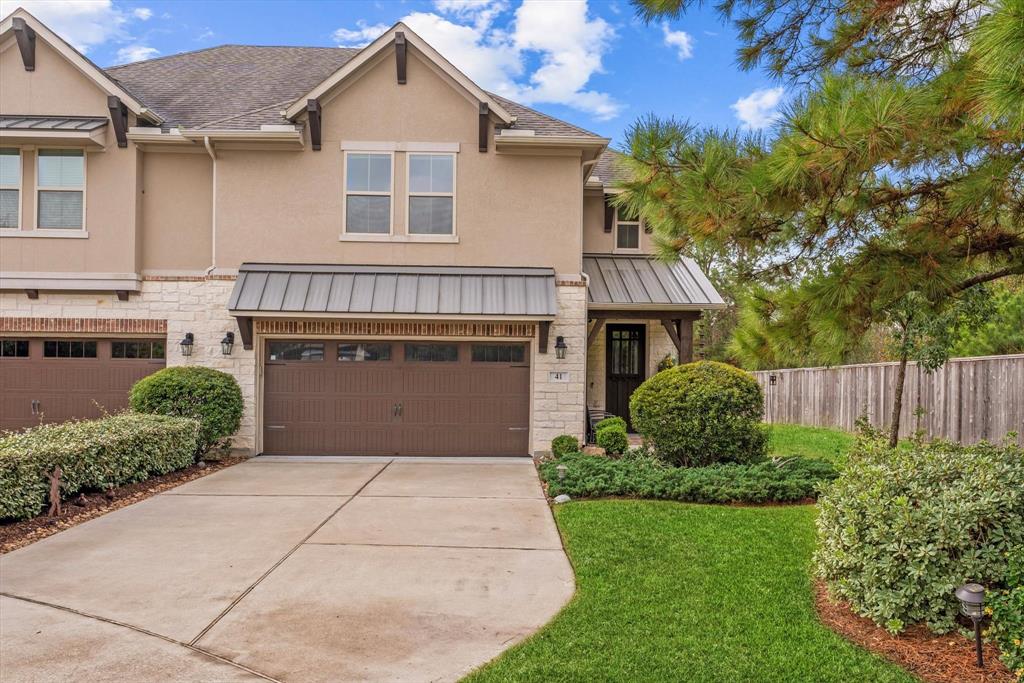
[752, 354, 1024, 446]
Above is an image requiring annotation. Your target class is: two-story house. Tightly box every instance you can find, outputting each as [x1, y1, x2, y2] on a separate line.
[0, 9, 723, 456]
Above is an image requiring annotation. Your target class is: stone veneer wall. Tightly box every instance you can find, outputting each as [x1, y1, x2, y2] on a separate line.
[0, 279, 258, 453]
[586, 319, 676, 412]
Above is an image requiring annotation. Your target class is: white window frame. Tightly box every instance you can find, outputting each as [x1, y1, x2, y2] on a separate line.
[341, 150, 394, 239]
[34, 147, 87, 232]
[406, 152, 457, 241]
[0, 148, 23, 231]
[614, 211, 642, 253]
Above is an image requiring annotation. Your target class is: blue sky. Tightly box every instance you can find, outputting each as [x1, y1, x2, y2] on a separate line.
[3, 0, 789, 145]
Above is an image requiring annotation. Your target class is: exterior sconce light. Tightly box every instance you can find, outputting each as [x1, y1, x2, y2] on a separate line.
[554, 336, 567, 360]
[769, 374, 777, 386]
[179, 332, 194, 357]
[955, 582, 986, 668]
[221, 331, 235, 356]
[556, 463, 568, 480]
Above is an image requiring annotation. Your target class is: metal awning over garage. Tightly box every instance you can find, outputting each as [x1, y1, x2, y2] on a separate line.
[583, 254, 725, 310]
[228, 263, 558, 317]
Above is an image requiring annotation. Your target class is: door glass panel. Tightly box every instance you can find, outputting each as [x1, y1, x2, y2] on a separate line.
[405, 343, 458, 362]
[268, 342, 324, 361]
[0, 339, 29, 357]
[471, 344, 525, 363]
[43, 340, 97, 358]
[338, 343, 392, 361]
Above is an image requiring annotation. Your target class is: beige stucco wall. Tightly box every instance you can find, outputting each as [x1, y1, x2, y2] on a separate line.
[586, 319, 676, 412]
[582, 193, 656, 255]
[140, 153, 213, 272]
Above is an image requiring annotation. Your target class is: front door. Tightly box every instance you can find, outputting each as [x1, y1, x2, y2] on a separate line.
[605, 324, 645, 430]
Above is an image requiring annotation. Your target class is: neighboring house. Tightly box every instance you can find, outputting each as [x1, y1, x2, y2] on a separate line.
[0, 9, 724, 456]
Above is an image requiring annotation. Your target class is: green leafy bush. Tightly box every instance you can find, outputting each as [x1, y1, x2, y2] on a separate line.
[551, 434, 580, 458]
[540, 452, 836, 504]
[594, 416, 626, 433]
[0, 413, 199, 521]
[130, 366, 243, 454]
[815, 436, 1024, 634]
[988, 547, 1024, 679]
[630, 360, 768, 466]
[596, 425, 629, 455]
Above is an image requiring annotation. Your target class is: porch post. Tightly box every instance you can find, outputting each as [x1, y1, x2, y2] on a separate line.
[587, 317, 606, 348]
[678, 317, 694, 363]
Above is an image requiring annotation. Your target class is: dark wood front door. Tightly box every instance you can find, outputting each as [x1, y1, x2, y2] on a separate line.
[605, 324, 645, 430]
[262, 340, 530, 456]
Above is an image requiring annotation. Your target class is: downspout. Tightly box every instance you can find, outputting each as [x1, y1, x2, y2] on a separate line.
[203, 136, 217, 275]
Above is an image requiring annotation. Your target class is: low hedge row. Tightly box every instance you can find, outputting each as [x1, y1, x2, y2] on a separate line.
[540, 452, 837, 504]
[0, 412, 200, 521]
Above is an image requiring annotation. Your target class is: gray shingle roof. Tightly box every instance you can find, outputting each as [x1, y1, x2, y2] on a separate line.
[583, 254, 725, 309]
[105, 45, 603, 138]
[229, 263, 558, 317]
[592, 149, 629, 186]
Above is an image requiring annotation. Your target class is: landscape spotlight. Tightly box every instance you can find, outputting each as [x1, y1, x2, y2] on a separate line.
[955, 582, 986, 668]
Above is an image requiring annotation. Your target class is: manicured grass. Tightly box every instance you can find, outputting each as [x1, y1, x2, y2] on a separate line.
[465, 501, 911, 683]
[768, 423, 855, 465]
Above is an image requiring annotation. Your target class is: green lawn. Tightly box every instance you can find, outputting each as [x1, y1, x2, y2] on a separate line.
[768, 423, 855, 465]
[465, 501, 911, 683]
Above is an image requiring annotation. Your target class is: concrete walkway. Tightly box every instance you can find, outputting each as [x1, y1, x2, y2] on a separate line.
[0, 458, 573, 682]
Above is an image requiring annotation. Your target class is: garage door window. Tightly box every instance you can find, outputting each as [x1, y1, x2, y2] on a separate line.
[44, 340, 97, 358]
[338, 343, 391, 362]
[112, 340, 166, 359]
[404, 343, 458, 362]
[268, 342, 324, 361]
[0, 339, 29, 357]
[471, 344, 525, 363]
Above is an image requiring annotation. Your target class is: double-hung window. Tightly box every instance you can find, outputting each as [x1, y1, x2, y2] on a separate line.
[0, 148, 19, 229]
[615, 206, 641, 251]
[37, 149, 85, 230]
[408, 153, 454, 235]
[344, 152, 392, 234]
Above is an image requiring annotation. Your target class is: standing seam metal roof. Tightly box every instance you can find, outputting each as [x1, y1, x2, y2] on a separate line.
[228, 264, 558, 317]
[0, 115, 109, 131]
[583, 254, 725, 308]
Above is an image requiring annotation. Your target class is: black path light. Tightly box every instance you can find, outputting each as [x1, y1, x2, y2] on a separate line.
[179, 332, 195, 357]
[554, 335, 567, 360]
[221, 331, 235, 356]
[955, 582, 986, 668]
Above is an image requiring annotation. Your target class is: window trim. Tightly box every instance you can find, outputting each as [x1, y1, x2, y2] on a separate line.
[341, 150, 394, 238]
[34, 147, 87, 232]
[406, 152, 457, 240]
[613, 211, 642, 253]
[0, 148, 23, 231]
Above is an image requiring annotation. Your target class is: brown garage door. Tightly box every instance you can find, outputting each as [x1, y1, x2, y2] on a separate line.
[0, 338, 166, 432]
[263, 340, 530, 456]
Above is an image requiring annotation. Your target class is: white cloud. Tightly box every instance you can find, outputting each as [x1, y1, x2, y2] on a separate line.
[133, 7, 153, 21]
[115, 44, 159, 64]
[732, 86, 785, 130]
[661, 23, 693, 61]
[0, 0, 128, 53]
[331, 0, 620, 120]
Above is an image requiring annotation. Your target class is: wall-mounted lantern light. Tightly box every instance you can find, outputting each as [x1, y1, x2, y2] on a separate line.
[221, 331, 235, 356]
[955, 582, 986, 668]
[769, 374, 777, 386]
[555, 336, 567, 360]
[179, 332, 194, 357]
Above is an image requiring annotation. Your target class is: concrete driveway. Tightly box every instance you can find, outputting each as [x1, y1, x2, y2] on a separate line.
[0, 457, 573, 683]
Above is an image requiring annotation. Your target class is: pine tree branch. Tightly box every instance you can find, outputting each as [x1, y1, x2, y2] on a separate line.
[950, 263, 1024, 294]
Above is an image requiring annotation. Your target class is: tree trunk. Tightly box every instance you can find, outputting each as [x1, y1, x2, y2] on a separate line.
[888, 350, 909, 448]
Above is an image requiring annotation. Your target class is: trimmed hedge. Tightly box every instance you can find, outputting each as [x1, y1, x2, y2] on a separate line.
[630, 361, 768, 467]
[815, 436, 1024, 634]
[130, 366, 243, 454]
[594, 416, 626, 433]
[540, 452, 837, 504]
[551, 435, 580, 459]
[596, 424, 629, 454]
[0, 413, 200, 521]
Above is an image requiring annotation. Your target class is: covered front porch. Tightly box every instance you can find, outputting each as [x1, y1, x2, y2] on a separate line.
[583, 254, 725, 435]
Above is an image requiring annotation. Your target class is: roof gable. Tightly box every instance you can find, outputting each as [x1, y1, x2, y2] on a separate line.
[0, 8, 160, 123]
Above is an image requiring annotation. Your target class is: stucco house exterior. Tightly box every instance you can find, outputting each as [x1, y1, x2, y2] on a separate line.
[0, 9, 724, 456]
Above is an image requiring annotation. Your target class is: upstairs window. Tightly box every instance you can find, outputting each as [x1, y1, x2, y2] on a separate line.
[408, 153, 454, 235]
[0, 149, 19, 229]
[615, 206, 640, 251]
[344, 152, 392, 234]
[37, 149, 85, 230]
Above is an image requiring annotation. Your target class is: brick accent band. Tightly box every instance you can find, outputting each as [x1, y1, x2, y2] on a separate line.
[0, 317, 168, 334]
[255, 319, 537, 338]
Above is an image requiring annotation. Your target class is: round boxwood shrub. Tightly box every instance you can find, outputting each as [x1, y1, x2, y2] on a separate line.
[551, 434, 580, 458]
[594, 416, 626, 433]
[130, 366, 243, 455]
[815, 436, 1024, 634]
[596, 424, 628, 455]
[629, 360, 767, 467]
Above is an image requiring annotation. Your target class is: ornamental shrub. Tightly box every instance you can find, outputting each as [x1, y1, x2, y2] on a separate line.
[540, 452, 836, 503]
[815, 436, 1024, 634]
[988, 547, 1024, 679]
[596, 425, 629, 455]
[0, 413, 199, 521]
[594, 416, 626, 433]
[551, 434, 580, 459]
[629, 360, 768, 466]
[131, 366, 243, 455]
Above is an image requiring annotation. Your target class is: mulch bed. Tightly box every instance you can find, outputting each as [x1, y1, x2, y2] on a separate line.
[0, 457, 245, 554]
[814, 580, 1015, 683]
